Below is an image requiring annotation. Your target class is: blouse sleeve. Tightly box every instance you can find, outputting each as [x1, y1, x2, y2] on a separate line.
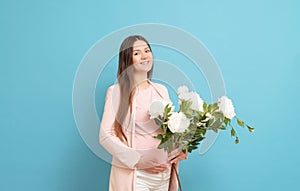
[99, 86, 141, 169]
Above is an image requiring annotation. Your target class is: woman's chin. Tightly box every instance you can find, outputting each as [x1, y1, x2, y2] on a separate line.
[134, 66, 153, 73]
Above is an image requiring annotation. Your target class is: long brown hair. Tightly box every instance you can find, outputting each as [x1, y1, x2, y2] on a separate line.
[114, 35, 153, 142]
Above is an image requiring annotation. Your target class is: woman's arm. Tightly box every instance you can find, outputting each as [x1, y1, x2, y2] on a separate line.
[99, 86, 141, 169]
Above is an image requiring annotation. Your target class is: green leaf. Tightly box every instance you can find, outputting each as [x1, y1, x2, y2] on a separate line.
[231, 128, 236, 137]
[210, 103, 219, 112]
[200, 128, 206, 136]
[184, 110, 193, 118]
[187, 145, 198, 152]
[203, 102, 207, 111]
[180, 100, 191, 111]
[207, 104, 212, 112]
[164, 104, 172, 119]
[220, 125, 226, 130]
[154, 134, 163, 140]
[223, 117, 230, 125]
[213, 112, 223, 119]
[246, 125, 255, 132]
[154, 118, 162, 126]
[237, 118, 245, 127]
[207, 118, 222, 133]
[235, 136, 239, 144]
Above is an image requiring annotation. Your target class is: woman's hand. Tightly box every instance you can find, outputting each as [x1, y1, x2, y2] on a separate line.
[135, 154, 169, 174]
[168, 149, 188, 164]
[142, 164, 169, 174]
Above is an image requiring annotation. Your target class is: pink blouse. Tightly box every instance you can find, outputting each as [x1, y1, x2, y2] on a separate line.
[134, 85, 170, 166]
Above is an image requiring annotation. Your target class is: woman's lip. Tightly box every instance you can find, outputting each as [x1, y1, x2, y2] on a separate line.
[140, 61, 150, 65]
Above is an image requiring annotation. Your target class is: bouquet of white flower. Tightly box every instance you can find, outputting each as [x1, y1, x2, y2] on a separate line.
[149, 86, 254, 154]
[149, 86, 254, 191]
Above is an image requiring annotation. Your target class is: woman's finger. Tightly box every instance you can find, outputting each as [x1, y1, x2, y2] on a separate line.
[143, 164, 168, 174]
[168, 150, 180, 161]
[169, 151, 188, 164]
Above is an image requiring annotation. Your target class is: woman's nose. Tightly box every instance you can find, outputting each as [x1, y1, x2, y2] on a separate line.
[141, 52, 148, 59]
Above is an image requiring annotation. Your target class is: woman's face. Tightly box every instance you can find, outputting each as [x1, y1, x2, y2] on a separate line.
[131, 40, 153, 73]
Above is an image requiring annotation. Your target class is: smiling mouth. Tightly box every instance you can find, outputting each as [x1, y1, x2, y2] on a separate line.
[140, 61, 150, 65]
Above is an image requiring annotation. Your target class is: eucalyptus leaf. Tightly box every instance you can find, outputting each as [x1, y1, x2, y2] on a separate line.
[223, 117, 230, 125]
[203, 102, 207, 111]
[235, 136, 239, 144]
[231, 128, 236, 136]
[220, 125, 226, 130]
[237, 118, 245, 127]
[246, 125, 255, 132]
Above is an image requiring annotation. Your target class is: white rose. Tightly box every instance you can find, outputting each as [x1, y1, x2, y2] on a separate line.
[177, 86, 189, 95]
[167, 112, 190, 133]
[178, 91, 204, 112]
[149, 99, 173, 119]
[218, 96, 236, 119]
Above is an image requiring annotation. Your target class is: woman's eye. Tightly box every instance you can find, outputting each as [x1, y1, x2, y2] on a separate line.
[134, 52, 139, 56]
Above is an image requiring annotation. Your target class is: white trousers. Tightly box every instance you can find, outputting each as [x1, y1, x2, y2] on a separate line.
[135, 169, 171, 191]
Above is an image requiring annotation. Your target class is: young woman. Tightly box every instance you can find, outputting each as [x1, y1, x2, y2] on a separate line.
[99, 35, 187, 191]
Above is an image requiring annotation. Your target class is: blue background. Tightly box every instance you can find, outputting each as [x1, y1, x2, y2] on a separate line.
[1, 0, 299, 190]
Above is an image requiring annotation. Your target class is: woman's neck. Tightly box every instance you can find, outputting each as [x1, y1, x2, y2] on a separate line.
[134, 73, 149, 89]
[135, 80, 150, 89]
